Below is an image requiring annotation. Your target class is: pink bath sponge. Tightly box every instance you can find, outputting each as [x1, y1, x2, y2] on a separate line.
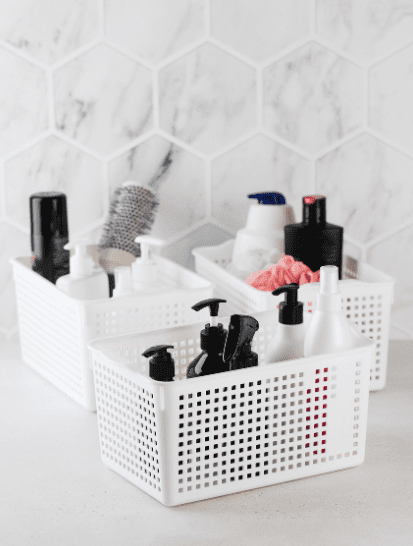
[245, 254, 320, 291]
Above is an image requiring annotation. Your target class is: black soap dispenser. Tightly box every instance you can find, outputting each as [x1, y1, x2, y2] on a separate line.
[142, 345, 175, 382]
[186, 298, 228, 378]
[223, 315, 260, 371]
[284, 195, 343, 278]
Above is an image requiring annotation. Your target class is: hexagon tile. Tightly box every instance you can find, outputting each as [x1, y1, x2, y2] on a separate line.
[0, 0, 99, 65]
[211, 134, 310, 232]
[263, 42, 363, 154]
[159, 43, 257, 154]
[316, 133, 413, 245]
[316, 0, 413, 63]
[105, 0, 205, 63]
[109, 135, 206, 239]
[211, 0, 310, 62]
[4, 136, 104, 235]
[54, 44, 153, 155]
[0, 224, 31, 332]
[367, 224, 413, 334]
[0, 47, 47, 156]
[370, 43, 413, 151]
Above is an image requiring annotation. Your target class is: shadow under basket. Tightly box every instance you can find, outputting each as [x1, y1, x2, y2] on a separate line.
[88, 309, 375, 507]
[192, 240, 395, 391]
[10, 256, 214, 411]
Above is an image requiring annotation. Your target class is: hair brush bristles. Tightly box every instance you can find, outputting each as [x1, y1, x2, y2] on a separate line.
[99, 183, 159, 258]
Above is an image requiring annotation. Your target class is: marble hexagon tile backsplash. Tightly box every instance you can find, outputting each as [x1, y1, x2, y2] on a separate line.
[0, 0, 413, 340]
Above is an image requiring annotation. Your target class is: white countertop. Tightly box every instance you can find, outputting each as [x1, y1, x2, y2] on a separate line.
[1, 339, 412, 546]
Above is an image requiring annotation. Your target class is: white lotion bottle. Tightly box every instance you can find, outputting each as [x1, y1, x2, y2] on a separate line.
[132, 235, 169, 294]
[113, 266, 135, 298]
[264, 283, 305, 364]
[56, 240, 110, 300]
[303, 265, 354, 357]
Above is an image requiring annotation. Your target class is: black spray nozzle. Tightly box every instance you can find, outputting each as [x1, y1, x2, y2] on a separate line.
[272, 283, 303, 325]
[224, 315, 260, 370]
[248, 192, 286, 205]
[142, 344, 175, 382]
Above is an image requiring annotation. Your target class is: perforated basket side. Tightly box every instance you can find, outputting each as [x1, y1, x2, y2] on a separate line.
[12, 258, 94, 410]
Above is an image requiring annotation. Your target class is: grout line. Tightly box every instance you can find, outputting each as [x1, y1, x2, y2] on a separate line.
[364, 217, 413, 250]
[205, 159, 212, 219]
[205, 0, 212, 37]
[208, 216, 235, 236]
[152, 67, 160, 130]
[313, 127, 365, 160]
[101, 39, 154, 70]
[314, 36, 364, 68]
[2, 217, 30, 235]
[208, 37, 257, 68]
[0, 38, 48, 69]
[50, 39, 102, 70]
[162, 219, 209, 246]
[50, 130, 106, 161]
[259, 36, 312, 69]
[209, 128, 260, 160]
[46, 69, 55, 132]
[256, 65, 264, 129]
[260, 128, 313, 160]
[156, 38, 206, 69]
[309, 158, 317, 194]
[363, 65, 370, 128]
[365, 127, 413, 160]
[105, 131, 157, 162]
[0, 131, 51, 162]
[156, 129, 208, 160]
[369, 37, 413, 68]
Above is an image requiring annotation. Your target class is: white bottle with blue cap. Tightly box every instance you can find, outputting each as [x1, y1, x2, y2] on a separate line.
[230, 192, 295, 278]
[56, 239, 110, 300]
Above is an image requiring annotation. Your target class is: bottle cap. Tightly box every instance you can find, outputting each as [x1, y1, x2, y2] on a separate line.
[302, 195, 326, 225]
[113, 266, 133, 297]
[272, 283, 303, 325]
[132, 235, 165, 287]
[248, 192, 286, 205]
[320, 265, 339, 295]
[142, 345, 175, 382]
[64, 239, 94, 279]
[30, 191, 69, 252]
[191, 297, 227, 328]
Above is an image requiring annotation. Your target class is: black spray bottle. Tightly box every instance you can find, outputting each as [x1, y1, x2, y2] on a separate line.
[186, 298, 228, 378]
[223, 315, 260, 371]
[284, 195, 343, 279]
[142, 345, 175, 382]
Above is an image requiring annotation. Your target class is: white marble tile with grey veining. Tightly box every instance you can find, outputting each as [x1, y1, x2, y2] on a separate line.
[54, 44, 153, 155]
[0, 0, 99, 64]
[369, 43, 413, 152]
[109, 135, 206, 239]
[0, 48, 48, 157]
[211, 134, 311, 232]
[159, 43, 257, 154]
[263, 42, 363, 154]
[317, 133, 413, 244]
[211, 0, 310, 61]
[4, 136, 104, 235]
[316, 0, 413, 62]
[105, 0, 205, 63]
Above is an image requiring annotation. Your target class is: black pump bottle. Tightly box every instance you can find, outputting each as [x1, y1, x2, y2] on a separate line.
[186, 298, 228, 378]
[284, 195, 343, 279]
[223, 315, 260, 370]
[142, 345, 175, 382]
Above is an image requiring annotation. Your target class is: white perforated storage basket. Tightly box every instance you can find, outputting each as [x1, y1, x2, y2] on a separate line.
[88, 309, 375, 507]
[11, 255, 213, 411]
[192, 240, 395, 391]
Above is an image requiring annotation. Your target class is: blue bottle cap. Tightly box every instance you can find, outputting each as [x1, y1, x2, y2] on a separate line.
[248, 192, 286, 205]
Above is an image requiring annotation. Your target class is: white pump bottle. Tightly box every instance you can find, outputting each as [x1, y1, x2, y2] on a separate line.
[132, 235, 169, 294]
[303, 265, 354, 357]
[56, 240, 110, 300]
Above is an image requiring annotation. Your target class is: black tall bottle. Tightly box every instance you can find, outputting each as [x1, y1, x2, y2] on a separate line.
[284, 195, 343, 279]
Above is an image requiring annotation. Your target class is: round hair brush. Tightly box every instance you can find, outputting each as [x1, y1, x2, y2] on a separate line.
[99, 181, 159, 295]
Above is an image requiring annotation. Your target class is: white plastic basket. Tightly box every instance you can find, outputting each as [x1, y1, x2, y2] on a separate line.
[192, 240, 395, 391]
[88, 309, 375, 506]
[11, 255, 214, 411]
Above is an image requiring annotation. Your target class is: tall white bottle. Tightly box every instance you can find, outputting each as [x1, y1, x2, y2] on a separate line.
[56, 240, 110, 300]
[264, 283, 305, 364]
[303, 265, 354, 357]
[132, 235, 169, 294]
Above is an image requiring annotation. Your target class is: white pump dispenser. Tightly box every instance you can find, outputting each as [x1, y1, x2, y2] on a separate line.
[303, 265, 355, 357]
[56, 239, 110, 300]
[132, 235, 169, 292]
[113, 266, 135, 298]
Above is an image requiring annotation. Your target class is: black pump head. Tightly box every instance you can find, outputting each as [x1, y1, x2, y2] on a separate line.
[272, 283, 303, 325]
[248, 192, 286, 205]
[223, 314, 260, 370]
[191, 297, 227, 316]
[142, 344, 175, 382]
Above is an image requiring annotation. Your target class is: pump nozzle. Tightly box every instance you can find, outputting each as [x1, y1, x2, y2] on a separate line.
[191, 297, 227, 327]
[142, 344, 175, 382]
[223, 315, 259, 370]
[248, 192, 286, 205]
[64, 238, 94, 279]
[272, 283, 303, 325]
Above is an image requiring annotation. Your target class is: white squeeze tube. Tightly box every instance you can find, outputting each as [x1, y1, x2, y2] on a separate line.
[303, 265, 355, 357]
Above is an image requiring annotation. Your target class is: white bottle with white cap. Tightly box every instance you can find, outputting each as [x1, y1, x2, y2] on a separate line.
[131, 235, 170, 294]
[112, 266, 135, 298]
[303, 265, 355, 357]
[56, 240, 110, 300]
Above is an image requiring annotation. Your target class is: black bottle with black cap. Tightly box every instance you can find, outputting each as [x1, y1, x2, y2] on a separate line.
[30, 191, 70, 283]
[142, 345, 175, 382]
[186, 298, 228, 378]
[284, 195, 343, 279]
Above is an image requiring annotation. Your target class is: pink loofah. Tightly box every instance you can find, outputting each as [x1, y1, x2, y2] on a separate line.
[245, 254, 320, 291]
